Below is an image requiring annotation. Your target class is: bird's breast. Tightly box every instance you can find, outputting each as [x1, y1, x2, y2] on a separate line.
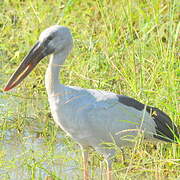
[48, 92, 94, 140]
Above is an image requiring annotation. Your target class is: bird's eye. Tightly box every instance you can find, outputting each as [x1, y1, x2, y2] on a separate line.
[46, 36, 53, 42]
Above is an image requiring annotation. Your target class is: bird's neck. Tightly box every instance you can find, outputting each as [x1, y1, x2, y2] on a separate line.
[45, 52, 67, 96]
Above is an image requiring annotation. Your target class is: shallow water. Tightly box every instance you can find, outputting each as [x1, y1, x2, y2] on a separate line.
[0, 134, 80, 180]
[0, 92, 82, 180]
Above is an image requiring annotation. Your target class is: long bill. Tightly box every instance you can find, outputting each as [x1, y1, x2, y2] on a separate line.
[4, 41, 48, 91]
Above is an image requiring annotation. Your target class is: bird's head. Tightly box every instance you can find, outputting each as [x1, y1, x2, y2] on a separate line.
[39, 25, 73, 55]
[3, 25, 73, 91]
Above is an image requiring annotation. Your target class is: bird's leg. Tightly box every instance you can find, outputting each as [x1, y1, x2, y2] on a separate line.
[82, 149, 89, 180]
[106, 159, 113, 180]
[107, 166, 112, 180]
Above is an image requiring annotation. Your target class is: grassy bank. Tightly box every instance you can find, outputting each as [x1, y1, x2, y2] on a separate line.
[0, 0, 179, 179]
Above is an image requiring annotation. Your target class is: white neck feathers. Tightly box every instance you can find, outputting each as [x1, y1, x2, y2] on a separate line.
[45, 51, 67, 96]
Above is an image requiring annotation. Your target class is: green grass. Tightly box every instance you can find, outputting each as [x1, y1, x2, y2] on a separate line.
[0, 0, 179, 179]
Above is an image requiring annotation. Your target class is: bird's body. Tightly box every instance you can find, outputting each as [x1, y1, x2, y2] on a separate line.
[45, 52, 157, 155]
[48, 84, 155, 148]
[4, 25, 179, 180]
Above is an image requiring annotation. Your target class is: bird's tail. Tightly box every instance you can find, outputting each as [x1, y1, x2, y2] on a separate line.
[147, 106, 180, 143]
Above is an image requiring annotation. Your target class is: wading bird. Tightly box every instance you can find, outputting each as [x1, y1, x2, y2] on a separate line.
[4, 25, 179, 180]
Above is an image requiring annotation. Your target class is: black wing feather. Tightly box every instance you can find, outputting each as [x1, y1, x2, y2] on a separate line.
[117, 95, 179, 143]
